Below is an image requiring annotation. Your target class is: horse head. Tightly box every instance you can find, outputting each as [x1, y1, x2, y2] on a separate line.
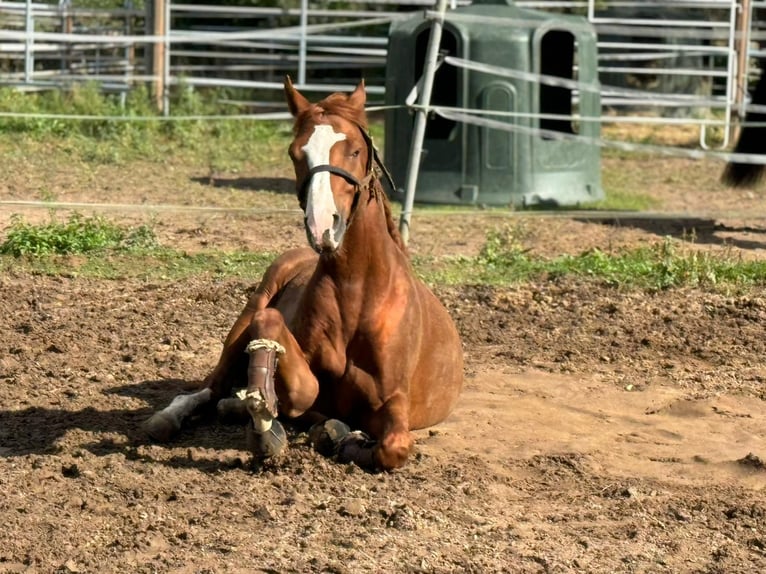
[284, 76, 373, 255]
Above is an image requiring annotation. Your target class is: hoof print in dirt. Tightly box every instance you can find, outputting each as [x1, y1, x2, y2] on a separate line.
[336, 430, 377, 470]
[246, 419, 288, 459]
[308, 419, 351, 457]
[142, 411, 180, 443]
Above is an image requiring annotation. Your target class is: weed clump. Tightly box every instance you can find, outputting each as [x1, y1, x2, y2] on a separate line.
[0, 213, 157, 256]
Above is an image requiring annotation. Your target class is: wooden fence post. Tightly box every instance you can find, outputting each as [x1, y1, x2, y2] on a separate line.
[145, 0, 167, 112]
[61, 1, 73, 76]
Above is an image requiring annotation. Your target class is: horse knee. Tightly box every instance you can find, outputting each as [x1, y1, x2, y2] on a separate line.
[280, 386, 319, 419]
[375, 432, 414, 470]
[249, 307, 284, 337]
[246, 307, 317, 418]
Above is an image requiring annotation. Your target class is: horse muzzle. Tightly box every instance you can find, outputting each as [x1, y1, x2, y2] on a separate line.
[305, 211, 346, 254]
[300, 164, 360, 254]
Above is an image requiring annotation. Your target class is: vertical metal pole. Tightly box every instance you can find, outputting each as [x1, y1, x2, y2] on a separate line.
[24, 0, 33, 84]
[398, 0, 448, 245]
[163, 0, 171, 116]
[735, 0, 752, 122]
[721, 0, 740, 148]
[704, 0, 738, 150]
[299, 0, 308, 85]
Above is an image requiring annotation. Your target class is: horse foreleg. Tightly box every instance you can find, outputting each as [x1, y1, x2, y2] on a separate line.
[336, 392, 414, 471]
[372, 393, 415, 470]
[203, 291, 269, 400]
[142, 298, 259, 442]
[142, 388, 213, 442]
[207, 247, 316, 417]
[239, 307, 320, 459]
[239, 337, 288, 458]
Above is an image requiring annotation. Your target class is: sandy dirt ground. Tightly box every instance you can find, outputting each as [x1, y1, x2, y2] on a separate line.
[2, 150, 766, 573]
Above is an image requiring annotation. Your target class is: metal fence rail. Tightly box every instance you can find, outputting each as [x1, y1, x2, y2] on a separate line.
[0, 0, 143, 96]
[0, 1, 761, 143]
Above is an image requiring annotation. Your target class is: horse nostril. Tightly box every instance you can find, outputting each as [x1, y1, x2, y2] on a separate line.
[332, 213, 341, 229]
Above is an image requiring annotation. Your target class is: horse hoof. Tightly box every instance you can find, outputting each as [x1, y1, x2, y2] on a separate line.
[308, 419, 351, 457]
[142, 411, 181, 442]
[217, 397, 249, 425]
[336, 430, 377, 469]
[246, 419, 287, 459]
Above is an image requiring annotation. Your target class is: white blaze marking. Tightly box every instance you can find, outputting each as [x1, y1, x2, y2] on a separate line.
[302, 125, 346, 249]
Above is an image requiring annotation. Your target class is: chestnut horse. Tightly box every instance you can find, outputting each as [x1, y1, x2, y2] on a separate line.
[143, 78, 464, 470]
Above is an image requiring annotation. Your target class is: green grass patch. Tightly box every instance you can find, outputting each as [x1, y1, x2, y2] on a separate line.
[0, 83, 292, 170]
[0, 213, 276, 279]
[0, 213, 158, 256]
[581, 181, 659, 212]
[3, 216, 765, 290]
[415, 226, 766, 291]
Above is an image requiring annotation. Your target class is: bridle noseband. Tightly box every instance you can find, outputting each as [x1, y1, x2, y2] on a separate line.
[298, 163, 364, 203]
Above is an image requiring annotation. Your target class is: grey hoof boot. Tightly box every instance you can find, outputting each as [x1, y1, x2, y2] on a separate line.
[308, 419, 351, 457]
[246, 419, 288, 459]
[142, 411, 180, 442]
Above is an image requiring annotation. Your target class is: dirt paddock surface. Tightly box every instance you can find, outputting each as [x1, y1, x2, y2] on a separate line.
[2, 154, 766, 573]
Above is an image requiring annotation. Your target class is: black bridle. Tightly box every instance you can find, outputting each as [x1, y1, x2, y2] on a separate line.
[298, 164, 364, 203]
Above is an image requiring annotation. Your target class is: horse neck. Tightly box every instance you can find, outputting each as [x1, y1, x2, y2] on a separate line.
[328, 180, 407, 277]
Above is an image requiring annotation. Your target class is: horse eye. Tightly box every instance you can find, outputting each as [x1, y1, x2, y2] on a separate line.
[351, 150, 361, 159]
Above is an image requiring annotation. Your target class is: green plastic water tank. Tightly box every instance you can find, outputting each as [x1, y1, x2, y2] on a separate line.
[384, 0, 603, 206]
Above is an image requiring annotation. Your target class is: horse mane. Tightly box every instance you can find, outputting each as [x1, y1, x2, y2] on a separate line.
[370, 179, 408, 255]
[294, 91, 408, 256]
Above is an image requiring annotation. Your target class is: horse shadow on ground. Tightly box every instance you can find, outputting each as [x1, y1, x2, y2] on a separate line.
[0, 378, 271, 474]
[577, 216, 766, 251]
[191, 175, 295, 195]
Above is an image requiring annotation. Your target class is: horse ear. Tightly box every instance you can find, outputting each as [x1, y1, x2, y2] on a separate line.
[348, 79, 367, 110]
[284, 75, 310, 117]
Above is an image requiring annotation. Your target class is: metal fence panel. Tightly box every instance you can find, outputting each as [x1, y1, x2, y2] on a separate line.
[0, 0, 759, 146]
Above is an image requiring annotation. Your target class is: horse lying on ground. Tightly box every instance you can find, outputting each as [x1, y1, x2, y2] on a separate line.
[143, 77, 464, 471]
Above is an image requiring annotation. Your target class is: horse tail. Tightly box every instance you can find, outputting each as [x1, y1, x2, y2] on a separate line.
[722, 60, 766, 187]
